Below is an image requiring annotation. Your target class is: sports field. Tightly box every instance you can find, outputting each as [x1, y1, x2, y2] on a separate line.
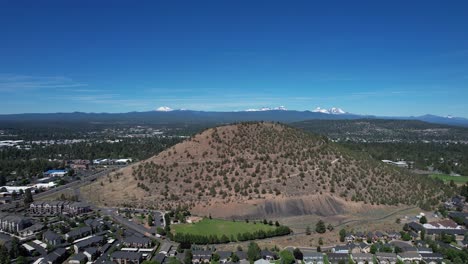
[172, 218, 277, 237]
[430, 174, 468, 184]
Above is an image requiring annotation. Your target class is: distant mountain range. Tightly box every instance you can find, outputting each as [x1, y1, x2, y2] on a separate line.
[0, 109, 467, 127]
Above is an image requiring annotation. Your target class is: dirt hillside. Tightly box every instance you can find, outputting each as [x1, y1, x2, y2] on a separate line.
[82, 122, 450, 218]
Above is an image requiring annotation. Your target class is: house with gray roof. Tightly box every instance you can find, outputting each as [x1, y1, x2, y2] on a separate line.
[154, 252, 166, 264]
[260, 250, 276, 260]
[327, 253, 349, 264]
[419, 253, 444, 264]
[43, 230, 62, 246]
[73, 235, 103, 253]
[65, 202, 91, 215]
[302, 251, 324, 264]
[123, 235, 152, 248]
[68, 253, 87, 264]
[65, 226, 92, 241]
[0, 214, 32, 233]
[375, 252, 397, 264]
[111, 251, 143, 264]
[193, 250, 213, 263]
[84, 218, 105, 232]
[397, 252, 422, 263]
[351, 253, 374, 264]
[159, 243, 172, 255]
[44, 247, 68, 264]
[19, 222, 44, 237]
[216, 251, 233, 263]
[83, 247, 98, 261]
[416, 247, 432, 254]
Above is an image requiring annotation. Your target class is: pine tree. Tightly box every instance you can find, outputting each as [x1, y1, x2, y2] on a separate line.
[315, 220, 326, 234]
[23, 188, 33, 204]
[419, 216, 428, 224]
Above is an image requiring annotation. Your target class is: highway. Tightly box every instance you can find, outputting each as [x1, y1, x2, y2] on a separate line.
[34, 164, 166, 241]
[33, 166, 123, 200]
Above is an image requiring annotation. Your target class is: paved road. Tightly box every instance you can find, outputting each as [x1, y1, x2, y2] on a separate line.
[115, 207, 165, 228]
[100, 207, 158, 239]
[32, 163, 164, 242]
[33, 166, 124, 199]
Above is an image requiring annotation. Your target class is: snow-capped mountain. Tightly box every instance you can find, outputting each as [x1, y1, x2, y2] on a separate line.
[312, 107, 347, 114]
[274, 106, 287, 111]
[155, 106, 173, 112]
[245, 106, 287, 112]
[329, 107, 346, 114]
[312, 107, 330, 114]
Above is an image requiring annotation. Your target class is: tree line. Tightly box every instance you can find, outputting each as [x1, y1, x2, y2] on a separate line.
[173, 225, 291, 245]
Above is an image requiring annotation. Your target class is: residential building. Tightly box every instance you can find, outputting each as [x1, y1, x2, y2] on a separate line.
[29, 201, 91, 216]
[65, 202, 91, 215]
[419, 253, 444, 264]
[302, 252, 324, 264]
[123, 235, 152, 248]
[0, 214, 32, 233]
[351, 253, 374, 264]
[397, 252, 422, 263]
[29, 201, 68, 216]
[387, 232, 401, 240]
[375, 231, 387, 240]
[19, 222, 44, 237]
[261, 250, 276, 260]
[66, 226, 92, 241]
[193, 250, 212, 263]
[375, 252, 397, 264]
[153, 253, 166, 264]
[83, 247, 98, 261]
[68, 253, 88, 264]
[345, 233, 355, 243]
[216, 251, 233, 263]
[159, 243, 172, 255]
[43, 230, 62, 246]
[327, 253, 349, 264]
[409, 220, 467, 240]
[44, 248, 68, 264]
[73, 236, 103, 253]
[44, 170, 68, 177]
[111, 251, 143, 264]
[84, 218, 105, 232]
[332, 245, 350, 254]
[416, 247, 432, 254]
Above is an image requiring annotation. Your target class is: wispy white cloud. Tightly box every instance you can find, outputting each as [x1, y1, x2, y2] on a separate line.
[0, 74, 87, 92]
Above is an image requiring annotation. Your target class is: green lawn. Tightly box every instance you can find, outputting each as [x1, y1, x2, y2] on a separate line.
[430, 174, 468, 184]
[172, 218, 277, 237]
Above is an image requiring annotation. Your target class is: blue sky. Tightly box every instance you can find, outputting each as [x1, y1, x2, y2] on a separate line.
[1, 1, 467, 117]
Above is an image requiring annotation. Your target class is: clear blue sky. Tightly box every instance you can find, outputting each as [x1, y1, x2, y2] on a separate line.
[1, 1, 467, 117]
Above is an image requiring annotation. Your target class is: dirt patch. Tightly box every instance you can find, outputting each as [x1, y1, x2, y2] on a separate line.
[191, 193, 386, 220]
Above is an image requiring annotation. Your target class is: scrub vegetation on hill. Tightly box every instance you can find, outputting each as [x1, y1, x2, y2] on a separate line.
[86, 122, 456, 216]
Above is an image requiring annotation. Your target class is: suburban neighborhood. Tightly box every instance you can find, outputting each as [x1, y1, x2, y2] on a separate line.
[0, 172, 466, 264]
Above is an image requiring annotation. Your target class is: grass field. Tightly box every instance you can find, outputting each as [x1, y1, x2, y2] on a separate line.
[430, 174, 468, 184]
[172, 218, 277, 237]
